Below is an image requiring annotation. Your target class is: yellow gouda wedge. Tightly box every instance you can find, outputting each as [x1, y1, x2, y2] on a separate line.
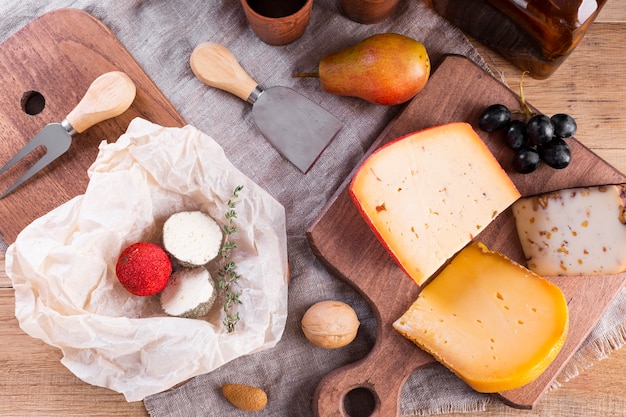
[350, 122, 520, 286]
[393, 241, 569, 393]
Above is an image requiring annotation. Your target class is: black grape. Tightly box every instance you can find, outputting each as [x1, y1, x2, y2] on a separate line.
[551, 113, 577, 138]
[504, 120, 528, 150]
[478, 104, 511, 132]
[513, 147, 541, 174]
[526, 114, 554, 146]
[539, 138, 571, 169]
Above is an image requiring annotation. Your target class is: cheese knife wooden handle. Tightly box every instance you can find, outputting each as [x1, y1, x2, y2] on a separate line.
[189, 42, 260, 103]
[65, 71, 136, 134]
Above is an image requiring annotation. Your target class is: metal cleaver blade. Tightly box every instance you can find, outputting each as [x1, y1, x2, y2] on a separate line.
[252, 86, 342, 172]
[190, 42, 342, 173]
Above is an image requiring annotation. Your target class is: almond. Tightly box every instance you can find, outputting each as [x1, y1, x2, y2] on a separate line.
[222, 383, 268, 412]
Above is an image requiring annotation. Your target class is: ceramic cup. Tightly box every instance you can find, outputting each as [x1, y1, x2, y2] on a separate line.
[339, 0, 399, 24]
[240, 0, 313, 46]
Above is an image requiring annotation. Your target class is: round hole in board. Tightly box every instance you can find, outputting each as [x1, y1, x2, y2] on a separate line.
[21, 90, 45, 115]
[343, 387, 376, 417]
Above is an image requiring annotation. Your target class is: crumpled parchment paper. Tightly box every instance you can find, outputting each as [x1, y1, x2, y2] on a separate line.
[6, 117, 289, 402]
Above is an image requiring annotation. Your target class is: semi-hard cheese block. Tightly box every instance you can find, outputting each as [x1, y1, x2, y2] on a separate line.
[393, 241, 569, 393]
[513, 184, 626, 276]
[349, 122, 520, 286]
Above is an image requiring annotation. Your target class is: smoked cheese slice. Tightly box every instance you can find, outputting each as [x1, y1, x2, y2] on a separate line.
[393, 241, 569, 393]
[350, 122, 520, 286]
[512, 184, 626, 276]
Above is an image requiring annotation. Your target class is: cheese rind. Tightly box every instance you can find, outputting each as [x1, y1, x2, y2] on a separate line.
[349, 122, 520, 286]
[513, 184, 626, 276]
[393, 241, 569, 393]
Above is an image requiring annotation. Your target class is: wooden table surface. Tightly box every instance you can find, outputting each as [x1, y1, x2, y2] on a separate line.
[1, 3, 625, 417]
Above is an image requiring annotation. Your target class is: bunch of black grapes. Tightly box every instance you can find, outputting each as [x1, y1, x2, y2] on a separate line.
[478, 104, 576, 174]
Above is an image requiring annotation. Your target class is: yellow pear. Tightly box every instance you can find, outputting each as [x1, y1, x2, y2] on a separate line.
[299, 33, 430, 105]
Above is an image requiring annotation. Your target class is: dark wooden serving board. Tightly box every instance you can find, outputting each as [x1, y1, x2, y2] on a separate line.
[0, 9, 186, 245]
[307, 55, 626, 416]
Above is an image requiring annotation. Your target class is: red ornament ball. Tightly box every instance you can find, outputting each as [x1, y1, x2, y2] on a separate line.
[115, 242, 172, 296]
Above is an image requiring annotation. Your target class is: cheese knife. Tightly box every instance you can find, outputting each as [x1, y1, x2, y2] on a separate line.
[0, 71, 136, 199]
[190, 42, 342, 173]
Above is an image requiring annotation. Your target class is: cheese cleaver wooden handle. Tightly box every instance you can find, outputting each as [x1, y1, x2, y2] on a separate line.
[190, 42, 260, 103]
[189, 41, 342, 173]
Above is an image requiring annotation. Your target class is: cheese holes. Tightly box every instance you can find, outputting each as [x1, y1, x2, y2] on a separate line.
[495, 292, 512, 311]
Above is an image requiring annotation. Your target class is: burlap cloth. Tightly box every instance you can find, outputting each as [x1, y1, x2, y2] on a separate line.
[1, 0, 624, 416]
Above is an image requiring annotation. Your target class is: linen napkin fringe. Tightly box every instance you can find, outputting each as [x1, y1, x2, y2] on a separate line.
[552, 289, 626, 388]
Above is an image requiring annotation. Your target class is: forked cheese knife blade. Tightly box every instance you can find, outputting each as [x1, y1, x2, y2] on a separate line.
[190, 42, 342, 173]
[0, 71, 136, 198]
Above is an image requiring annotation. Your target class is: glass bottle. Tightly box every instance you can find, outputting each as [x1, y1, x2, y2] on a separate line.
[426, 0, 607, 79]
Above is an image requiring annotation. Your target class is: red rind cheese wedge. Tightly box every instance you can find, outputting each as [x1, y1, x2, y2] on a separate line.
[393, 241, 569, 393]
[349, 122, 520, 286]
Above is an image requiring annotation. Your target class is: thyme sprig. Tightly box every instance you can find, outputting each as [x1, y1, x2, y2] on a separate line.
[217, 185, 244, 333]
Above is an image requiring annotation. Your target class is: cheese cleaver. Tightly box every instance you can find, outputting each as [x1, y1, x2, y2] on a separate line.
[190, 42, 342, 173]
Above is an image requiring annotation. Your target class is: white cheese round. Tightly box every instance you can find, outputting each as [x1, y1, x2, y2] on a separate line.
[160, 267, 217, 318]
[163, 211, 223, 266]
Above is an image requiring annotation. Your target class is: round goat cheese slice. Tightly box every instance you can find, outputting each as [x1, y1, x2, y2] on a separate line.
[160, 267, 217, 318]
[163, 211, 223, 266]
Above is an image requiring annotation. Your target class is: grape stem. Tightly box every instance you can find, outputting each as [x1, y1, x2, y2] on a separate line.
[513, 71, 535, 120]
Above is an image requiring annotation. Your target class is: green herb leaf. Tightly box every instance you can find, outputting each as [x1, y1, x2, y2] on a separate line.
[217, 185, 244, 333]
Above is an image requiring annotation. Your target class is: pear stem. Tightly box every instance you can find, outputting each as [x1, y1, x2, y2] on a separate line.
[292, 72, 320, 78]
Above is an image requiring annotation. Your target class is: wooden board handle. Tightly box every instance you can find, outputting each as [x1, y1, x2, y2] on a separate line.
[312, 335, 435, 417]
[65, 71, 136, 134]
[189, 42, 259, 102]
